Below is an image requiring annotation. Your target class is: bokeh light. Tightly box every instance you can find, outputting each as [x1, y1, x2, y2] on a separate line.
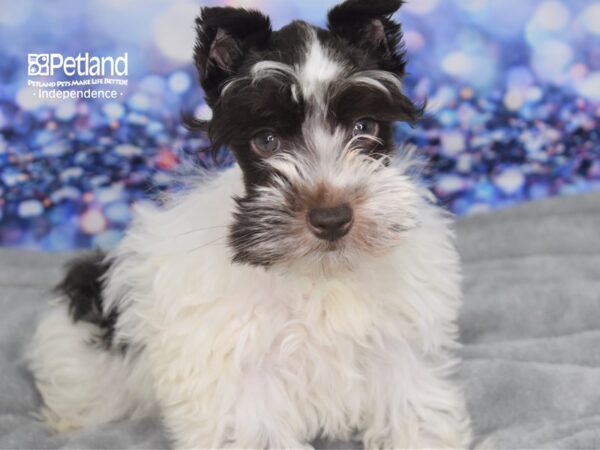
[153, 2, 198, 64]
[404, 0, 440, 16]
[581, 3, 600, 35]
[530, 1, 570, 32]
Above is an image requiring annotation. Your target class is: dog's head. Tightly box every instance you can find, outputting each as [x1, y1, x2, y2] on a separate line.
[194, 0, 424, 270]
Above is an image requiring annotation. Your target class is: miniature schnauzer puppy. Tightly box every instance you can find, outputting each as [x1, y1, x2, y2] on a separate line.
[29, 0, 472, 448]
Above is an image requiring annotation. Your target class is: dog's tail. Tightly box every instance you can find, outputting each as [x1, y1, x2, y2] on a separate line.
[54, 251, 122, 350]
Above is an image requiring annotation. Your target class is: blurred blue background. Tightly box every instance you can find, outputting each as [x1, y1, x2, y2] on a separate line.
[0, 0, 599, 250]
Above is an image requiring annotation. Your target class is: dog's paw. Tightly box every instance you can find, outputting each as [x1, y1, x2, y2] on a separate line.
[362, 425, 471, 450]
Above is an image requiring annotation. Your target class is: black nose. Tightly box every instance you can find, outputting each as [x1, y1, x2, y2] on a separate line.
[308, 203, 353, 241]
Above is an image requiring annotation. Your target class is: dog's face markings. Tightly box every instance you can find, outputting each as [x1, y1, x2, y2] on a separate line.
[194, 0, 423, 268]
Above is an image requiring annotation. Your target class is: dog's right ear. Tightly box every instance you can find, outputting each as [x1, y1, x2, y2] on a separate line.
[194, 7, 272, 105]
[328, 0, 406, 75]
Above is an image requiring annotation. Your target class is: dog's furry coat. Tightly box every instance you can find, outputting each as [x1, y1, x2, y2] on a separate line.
[29, 0, 471, 448]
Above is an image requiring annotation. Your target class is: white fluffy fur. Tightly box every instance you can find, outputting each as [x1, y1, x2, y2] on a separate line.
[27, 301, 157, 432]
[29, 155, 471, 448]
[297, 31, 343, 101]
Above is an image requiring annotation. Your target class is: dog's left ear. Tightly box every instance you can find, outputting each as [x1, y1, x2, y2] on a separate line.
[327, 0, 406, 75]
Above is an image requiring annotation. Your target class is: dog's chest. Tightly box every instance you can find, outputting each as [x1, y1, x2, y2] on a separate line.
[249, 278, 382, 424]
[144, 262, 409, 438]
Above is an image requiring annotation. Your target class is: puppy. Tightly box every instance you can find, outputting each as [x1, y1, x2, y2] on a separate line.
[28, 0, 472, 448]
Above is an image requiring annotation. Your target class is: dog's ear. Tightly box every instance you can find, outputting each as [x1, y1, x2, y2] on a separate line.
[194, 7, 272, 105]
[327, 0, 406, 75]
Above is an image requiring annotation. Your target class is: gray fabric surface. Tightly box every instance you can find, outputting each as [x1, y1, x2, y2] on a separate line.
[1, 193, 599, 449]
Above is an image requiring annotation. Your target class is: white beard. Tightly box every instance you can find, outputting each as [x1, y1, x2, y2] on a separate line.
[29, 161, 471, 449]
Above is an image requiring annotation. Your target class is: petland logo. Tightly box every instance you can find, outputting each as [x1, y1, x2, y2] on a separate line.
[27, 52, 129, 100]
[28, 52, 128, 77]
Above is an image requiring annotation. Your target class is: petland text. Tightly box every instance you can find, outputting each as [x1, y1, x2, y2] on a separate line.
[27, 53, 128, 77]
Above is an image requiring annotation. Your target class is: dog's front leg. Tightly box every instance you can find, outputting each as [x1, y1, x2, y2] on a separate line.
[361, 350, 471, 449]
[149, 339, 313, 449]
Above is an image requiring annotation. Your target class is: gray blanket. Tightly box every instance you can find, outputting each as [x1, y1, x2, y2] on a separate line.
[1, 193, 599, 449]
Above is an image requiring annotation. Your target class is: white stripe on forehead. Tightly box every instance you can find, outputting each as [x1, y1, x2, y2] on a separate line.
[247, 61, 403, 104]
[249, 30, 342, 104]
[297, 32, 343, 100]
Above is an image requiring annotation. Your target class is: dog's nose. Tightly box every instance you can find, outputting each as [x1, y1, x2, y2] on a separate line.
[308, 203, 353, 241]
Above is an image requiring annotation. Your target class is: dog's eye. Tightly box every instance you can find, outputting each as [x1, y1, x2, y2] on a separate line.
[251, 131, 281, 157]
[352, 118, 379, 137]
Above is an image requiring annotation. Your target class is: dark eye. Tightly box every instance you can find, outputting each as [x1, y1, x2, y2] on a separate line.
[352, 118, 379, 137]
[250, 130, 281, 157]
